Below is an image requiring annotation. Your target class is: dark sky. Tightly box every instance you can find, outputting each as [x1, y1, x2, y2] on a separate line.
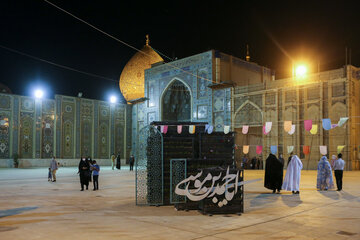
[1, 0, 359, 101]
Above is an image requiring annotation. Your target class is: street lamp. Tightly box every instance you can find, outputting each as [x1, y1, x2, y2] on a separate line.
[34, 89, 44, 99]
[295, 64, 308, 79]
[110, 96, 117, 103]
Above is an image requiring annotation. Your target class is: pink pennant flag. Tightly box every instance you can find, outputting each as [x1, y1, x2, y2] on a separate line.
[242, 125, 249, 134]
[304, 120, 312, 131]
[256, 145, 263, 155]
[163, 125, 168, 134]
[177, 125, 182, 134]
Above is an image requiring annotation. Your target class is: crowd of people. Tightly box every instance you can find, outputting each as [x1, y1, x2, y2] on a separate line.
[241, 156, 263, 169]
[264, 153, 345, 194]
[48, 154, 136, 191]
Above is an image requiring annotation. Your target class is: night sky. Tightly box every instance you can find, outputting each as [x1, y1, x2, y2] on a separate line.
[1, 0, 359, 101]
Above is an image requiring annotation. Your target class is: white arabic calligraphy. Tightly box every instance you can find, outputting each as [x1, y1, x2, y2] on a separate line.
[175, 166, 245, 207]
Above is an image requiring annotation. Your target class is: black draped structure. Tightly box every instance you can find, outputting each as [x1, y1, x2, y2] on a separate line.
[264, 154, 284, 192]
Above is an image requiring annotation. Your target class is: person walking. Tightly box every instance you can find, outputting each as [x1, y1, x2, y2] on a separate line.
[129, 154, 135, 171]
[264, 153, 284, 193]
[282, 154, 302, 194]
[116, 154, 121, 170]
[111, 153, 116, 170]
[91, 160, 100, 191]
[334, 153, 345, 191]
[50, 157, 58, 182]
[316, 156, 334, 191]
[78, 157, 90, 191]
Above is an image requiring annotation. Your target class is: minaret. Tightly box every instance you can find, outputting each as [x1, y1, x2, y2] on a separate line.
[246, 44, 250, 62]
[146, 34, 150, 46]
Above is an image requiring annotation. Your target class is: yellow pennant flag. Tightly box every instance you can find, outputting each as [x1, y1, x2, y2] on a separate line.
[284, 121, 292, 132]
[189, 125, 195, 134]
[337, 145, 345, 154]
[310, 124, 318, 134]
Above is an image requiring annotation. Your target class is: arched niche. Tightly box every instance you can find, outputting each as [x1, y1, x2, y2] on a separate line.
[160, 79, 192, 122]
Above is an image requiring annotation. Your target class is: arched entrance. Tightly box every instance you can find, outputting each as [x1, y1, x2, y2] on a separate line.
[161, 80, 191, 121]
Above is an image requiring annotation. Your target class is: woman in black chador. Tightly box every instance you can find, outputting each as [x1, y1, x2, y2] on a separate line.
[78, 157, 90, 191]
[264, 153, 284, 193]
[116, 154, 121, 170]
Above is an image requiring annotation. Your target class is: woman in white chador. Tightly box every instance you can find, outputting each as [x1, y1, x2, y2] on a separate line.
[282, 155, 303, 194]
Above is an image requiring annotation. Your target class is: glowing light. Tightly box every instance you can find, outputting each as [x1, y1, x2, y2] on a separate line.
[34, 89, 44, 99]
[295, 65, 307, 79]
[110, 96, 117, 103]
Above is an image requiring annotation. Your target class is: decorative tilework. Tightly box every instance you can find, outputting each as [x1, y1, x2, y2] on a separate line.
[197, 105, 208, 119]
[0, 111, 10, 158]
[12, 96, 19, 156]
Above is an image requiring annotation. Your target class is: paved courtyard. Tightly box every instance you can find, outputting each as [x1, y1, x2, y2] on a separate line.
[0, 167, 359, 240]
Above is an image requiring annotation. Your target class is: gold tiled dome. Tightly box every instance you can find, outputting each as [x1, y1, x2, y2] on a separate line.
[119, 35, 163, 102]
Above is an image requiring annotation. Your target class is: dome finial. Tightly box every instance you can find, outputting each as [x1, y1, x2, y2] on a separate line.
[246, 44, 250, 62]
[146, 34, 150, 46]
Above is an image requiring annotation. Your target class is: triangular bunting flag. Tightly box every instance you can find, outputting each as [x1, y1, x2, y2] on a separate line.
[320, 146, 327, 155]
[338, 117, 348, 127]
[310, 124, 318, 134]
[207, 125, 213, 134]
[331, 124, 338, 129]
[177, 125, 182, 134]
[256, 145, 263, 155]
[160, 125, 165, 133]
[263, 125, 269, 135]
[270, 145, 277, 154]
[242, 125, 249, 134]
[284, 121, 292, 132]
[322, 119, 332, 130]
[265, 122, 272, 133]
[303, 146, 310, 155]
[288, 124, 296, 135]
[224, 125, 230, 134]
[337, 145, 345, 154]
[163, 125, 168, 134]
[243, 145, 249, 154]
[189, 125, 195, 134]
[304, 120, 312, 131]
[287, 146, 294, 154]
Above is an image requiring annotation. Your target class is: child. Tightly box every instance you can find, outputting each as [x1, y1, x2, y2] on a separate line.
[48, 167, 52, 181]
[92, 160, 100, 191]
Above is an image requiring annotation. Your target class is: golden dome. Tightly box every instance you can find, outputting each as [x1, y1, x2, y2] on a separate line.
[119, 35, 163, 102]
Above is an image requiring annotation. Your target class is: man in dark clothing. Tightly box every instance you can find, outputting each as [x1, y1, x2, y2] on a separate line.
[264, 153, 284, 193]
[116, 154, 121, 170]
[78, 157, 90, 191]
[251, 157, 257, 169]
[129, 154, 135, 171]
